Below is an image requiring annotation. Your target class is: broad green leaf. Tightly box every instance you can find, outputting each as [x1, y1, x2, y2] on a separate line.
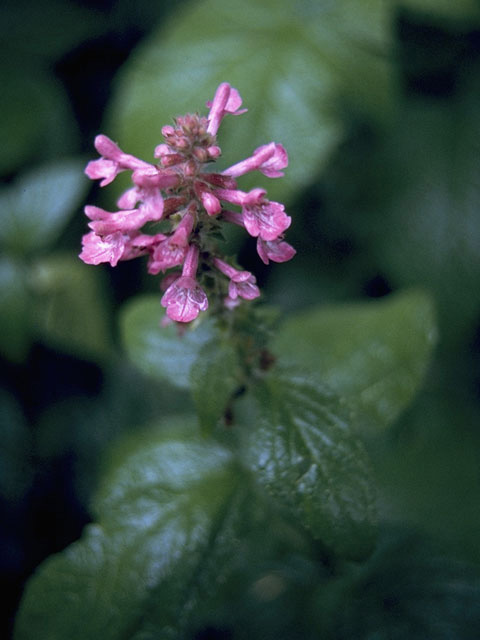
[120, 294, 216, 389]
[242, 370, 376, 559]
[190, 338, 241, 433]
[0, 257, 32, 362]
[109, 0, 393, 205]
[273, 289, 437, 432]
[30, 253, 112, 361]
[15, 419, 244, 640]
[0, 159, 88, 254]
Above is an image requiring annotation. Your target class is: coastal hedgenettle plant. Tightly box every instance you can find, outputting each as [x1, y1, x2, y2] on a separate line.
[81, 82, 295, 323]
[14, 80, 439, 640]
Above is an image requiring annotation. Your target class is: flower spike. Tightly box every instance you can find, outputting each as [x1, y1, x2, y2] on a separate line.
[81, 82, 295, 324]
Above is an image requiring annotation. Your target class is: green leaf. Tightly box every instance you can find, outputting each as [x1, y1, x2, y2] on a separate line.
[109, 0, 394, 205]
[30, 253, 113, 361]
[273, 289, 437, 432]
[0, 159, 88, 254]
[242, 369, 376, 560]
[15, 418, 244, 640]
[190, 338, 241, 433]
[119, 294, 216, 389]
[0, 257, 32, 362]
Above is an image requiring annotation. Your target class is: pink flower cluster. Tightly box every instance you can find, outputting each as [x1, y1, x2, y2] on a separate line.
[81, 82, 295, 323]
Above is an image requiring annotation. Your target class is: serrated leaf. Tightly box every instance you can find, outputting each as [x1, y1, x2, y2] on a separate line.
[0, 256, 32, 362]
[243, 370, 376, 560]
[30, 253, 112, 361]
[273, 289, 437, 432]
[108, 0, 394, 205]
[190, 338, 241, 433]
[14, 419, 245, 640]
[119, 294, 216, 389]
[0, 159, 88, 254]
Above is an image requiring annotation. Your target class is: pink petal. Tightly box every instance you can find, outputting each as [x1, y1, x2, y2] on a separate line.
[79, 231, 126, 267]
[161, 276, 208, 323]
[256, 237, 296, 265]
[243, 201, 291, 241]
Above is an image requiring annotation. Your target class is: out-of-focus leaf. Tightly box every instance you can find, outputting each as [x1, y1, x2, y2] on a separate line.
[0, 389, 33, 502]
[190, 338, 241, 433]
[120, 294, 216, 389]
[372, 392, 480, 564]
[273, 289, 437, 432]
[0, 257, 32, 362]
[14, 419, 247, 640]
[30, 253, 112, 361]
[313, 528, 480, 639]
[0, 66, 79, 176]
[370, 98, 480, 342]
[398, 0, 480, 23]
[0, 0, 106, 59]
[242, 369, 376, 560]
[109, 0, 393, 205]
[0, 159, 88, 254]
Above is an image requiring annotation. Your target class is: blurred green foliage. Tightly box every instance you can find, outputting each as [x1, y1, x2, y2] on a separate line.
[2, 0, 480, 638]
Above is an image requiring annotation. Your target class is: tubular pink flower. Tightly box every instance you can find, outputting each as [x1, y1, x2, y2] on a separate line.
[85, 135, 153, 187]
[79, 231, 128, 267]
[214, 187, 266, 207]
[147, 240, 188, 275]
[257, 237, 296, 265]
[194, 182, 222, 216]
[170, 210, 195, 246]
[161, 245, 208, 322]
[206, 83, 247, 135]
[86, 191, 164, 235]
[223, 143, 288, 179]
[243, 200, 291, 241]
[213, 258, 260, 301]
[221, 209, 245, 227]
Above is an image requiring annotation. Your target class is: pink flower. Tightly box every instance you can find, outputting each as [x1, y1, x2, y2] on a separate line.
[194, 182, 222, 216]
[257, 237, 296, 265]
[79, 231, 128, 267]
[85, 135, 152, 187]
[161, 245, 208, 322]
[243, 200, 291, 241]
[206, 83, 247, 135]
[223, 143, 288, 179]
[148, 240, 188, 274]
[82, 82, 295, 324]
[213, 258, 260, 301]
[86, 206, 161, 235]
